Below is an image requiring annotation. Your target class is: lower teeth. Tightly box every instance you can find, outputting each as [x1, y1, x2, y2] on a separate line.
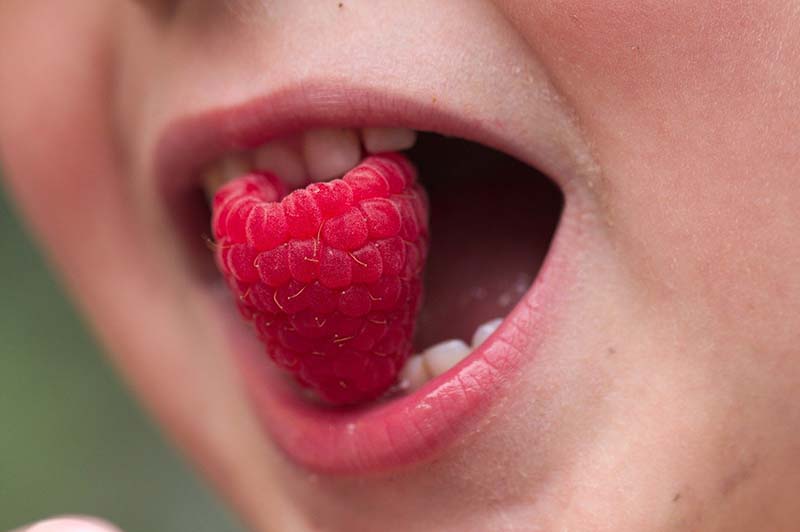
[295, 316, 504, 402]
[399, 317, 503, 392]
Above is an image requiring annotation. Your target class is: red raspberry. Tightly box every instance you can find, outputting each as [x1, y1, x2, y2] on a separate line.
[213, 154, 429, 405]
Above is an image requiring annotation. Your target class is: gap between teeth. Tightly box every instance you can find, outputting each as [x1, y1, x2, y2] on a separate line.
[201, 126, 417, 197]
[399, 317, 503, 393]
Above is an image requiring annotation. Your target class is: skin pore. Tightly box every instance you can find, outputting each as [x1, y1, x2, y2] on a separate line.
[1, 1, 799, 531]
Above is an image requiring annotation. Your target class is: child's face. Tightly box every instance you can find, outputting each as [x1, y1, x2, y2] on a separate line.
[2, 2, 800, 530]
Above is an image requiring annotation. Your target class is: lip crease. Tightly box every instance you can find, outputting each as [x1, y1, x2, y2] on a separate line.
[154, 82, 581, 474]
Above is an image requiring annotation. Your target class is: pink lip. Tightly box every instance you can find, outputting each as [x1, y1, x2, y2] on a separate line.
[155, 82, 581, 474]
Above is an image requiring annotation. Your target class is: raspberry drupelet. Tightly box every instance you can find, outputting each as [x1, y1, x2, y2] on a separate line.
[213, 154, 429, 405]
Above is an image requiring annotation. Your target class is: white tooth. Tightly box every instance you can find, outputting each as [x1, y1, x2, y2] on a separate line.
[400, 355, 429, 392]
[471, 318, 503, 349]
[202, 165, 227, 201]
[220, 155, 250, 181]
[362, 127, 417, 154]
[422, 339, 471, 378]
[253, 141, 308, 189]
[303, 128, 361, 182]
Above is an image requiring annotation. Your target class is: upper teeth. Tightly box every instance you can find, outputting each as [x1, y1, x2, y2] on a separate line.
[362, 127, 417, 154]
[201, 126, 418, 196]
[303, 128, 362, 182]
[399, 317, 503, 392]
[202, 154, 248, 197]
[253, 141, 307, 188]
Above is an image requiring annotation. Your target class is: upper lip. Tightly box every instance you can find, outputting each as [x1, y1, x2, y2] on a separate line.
[152, 80, 585, 475]
[153, 80, 579, 201]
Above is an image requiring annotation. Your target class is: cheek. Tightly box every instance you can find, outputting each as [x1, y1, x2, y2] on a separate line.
[497, 0, 800, 339]
[0, 4, 159, 374]
[502, 1, 785, 106]
[0, 4, 121, 266]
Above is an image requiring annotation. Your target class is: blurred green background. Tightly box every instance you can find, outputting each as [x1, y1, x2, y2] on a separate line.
[0, 177, 242, 531]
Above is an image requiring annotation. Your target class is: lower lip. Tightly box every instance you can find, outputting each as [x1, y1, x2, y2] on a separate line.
[215, 195, 580, 475]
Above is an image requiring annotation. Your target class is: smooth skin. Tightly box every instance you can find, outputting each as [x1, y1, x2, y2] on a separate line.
[2, 1, 799, 531]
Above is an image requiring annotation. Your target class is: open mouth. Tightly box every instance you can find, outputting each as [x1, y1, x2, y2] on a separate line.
[157, 87, 579, 474]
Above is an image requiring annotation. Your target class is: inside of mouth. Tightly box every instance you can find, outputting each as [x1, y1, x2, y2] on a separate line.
[184, 130, 562, 402]
[408, 133, 562, 350]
